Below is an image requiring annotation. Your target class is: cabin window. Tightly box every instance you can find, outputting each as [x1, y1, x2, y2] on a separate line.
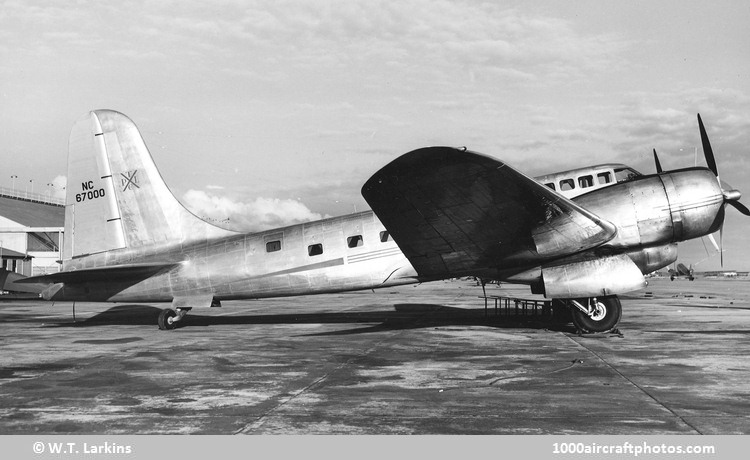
[264, 232, 284, 253]
[578, 175, 594, 188]
[347, 235, 363, 248]
[597, 171, 612, 184]
[308, 243, 323, 256]
[559, 178, 575, 191]
[379, 231, 391, 242]
[266, 240, 282, 253]
[544, 182, 555, 190]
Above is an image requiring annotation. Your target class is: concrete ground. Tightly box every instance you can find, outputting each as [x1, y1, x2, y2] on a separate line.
[1, 277, 749, 434]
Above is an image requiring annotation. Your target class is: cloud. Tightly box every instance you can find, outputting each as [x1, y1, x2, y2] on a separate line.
[91, 1, 628, 90]
[612, 88, 750, 162]
[51, 175, 67, 200]
[182, 189, 323, 232]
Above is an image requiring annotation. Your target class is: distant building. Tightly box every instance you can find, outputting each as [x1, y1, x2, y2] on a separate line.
[0, 191, 64, 276]
[703, 271, 749, 278]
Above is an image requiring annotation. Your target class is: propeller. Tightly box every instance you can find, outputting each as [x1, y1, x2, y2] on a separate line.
[696, 113, 750, 266]
[698, 114, 719, 179]
[653, 148, 663, 173]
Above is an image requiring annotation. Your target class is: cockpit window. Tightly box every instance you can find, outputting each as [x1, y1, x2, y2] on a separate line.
[614, 167, 641, 183]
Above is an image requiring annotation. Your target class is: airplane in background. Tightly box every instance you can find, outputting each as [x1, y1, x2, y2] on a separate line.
[4, 110, 748, 333]
[668, 263, 695, 281]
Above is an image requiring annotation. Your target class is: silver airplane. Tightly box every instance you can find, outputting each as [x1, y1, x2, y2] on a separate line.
[668, 263, 695, 281]
[8, 110, 748, 333]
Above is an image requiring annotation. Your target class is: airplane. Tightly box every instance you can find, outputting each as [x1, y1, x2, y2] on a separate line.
[668, 263, 695, 281]
[4, 110, 748, 334]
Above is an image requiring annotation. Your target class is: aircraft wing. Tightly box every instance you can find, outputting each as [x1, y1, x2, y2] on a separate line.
[362, 147, 617, 279]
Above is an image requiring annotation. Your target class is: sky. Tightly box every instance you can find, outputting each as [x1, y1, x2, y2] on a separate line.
[1, 0, 749, 270]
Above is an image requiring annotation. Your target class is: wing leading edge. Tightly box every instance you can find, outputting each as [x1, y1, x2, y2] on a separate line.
[362, 147, 616, 279]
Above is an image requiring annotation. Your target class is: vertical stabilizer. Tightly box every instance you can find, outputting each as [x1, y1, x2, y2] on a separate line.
[63, 110, 236, 261]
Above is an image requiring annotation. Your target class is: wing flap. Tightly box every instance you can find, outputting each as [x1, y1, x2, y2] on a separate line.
[362, 147, 616, 278]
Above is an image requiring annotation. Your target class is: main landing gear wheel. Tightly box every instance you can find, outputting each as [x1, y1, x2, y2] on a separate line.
[569, 296, 622, 333]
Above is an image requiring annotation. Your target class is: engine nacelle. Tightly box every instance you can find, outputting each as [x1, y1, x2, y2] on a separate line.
[575, 169, 724, 249]
[624, 243, 678, 274]
[540, 253, 646, 298]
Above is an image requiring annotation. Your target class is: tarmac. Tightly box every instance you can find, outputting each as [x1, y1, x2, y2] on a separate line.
[1, 277, 749, 435]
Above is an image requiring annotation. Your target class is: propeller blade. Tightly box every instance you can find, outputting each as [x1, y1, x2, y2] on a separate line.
[697, 113, 719, 179]
[720, 225, 724, 267]
[707, 233, 720, 253]
[653, 149, 663, 173]
[727, 199, 750, 216]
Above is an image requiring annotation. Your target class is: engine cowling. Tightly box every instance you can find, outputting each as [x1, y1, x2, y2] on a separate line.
[659, 169, 724, 241]
[575, 169, 724, 249]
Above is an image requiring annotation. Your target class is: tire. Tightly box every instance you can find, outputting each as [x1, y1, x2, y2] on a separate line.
[570, 296, 622, 333]
[158, 309, 177, 330]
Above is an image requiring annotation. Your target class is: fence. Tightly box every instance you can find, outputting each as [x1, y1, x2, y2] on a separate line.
[0, 187, 64, 206]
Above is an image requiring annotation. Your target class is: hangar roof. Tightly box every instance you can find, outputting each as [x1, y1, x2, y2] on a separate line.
[0, 194, 64, 228]
[0, 246, 30, 259]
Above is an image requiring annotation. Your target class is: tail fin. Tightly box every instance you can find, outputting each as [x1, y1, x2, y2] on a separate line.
[63, 110, 236, 261]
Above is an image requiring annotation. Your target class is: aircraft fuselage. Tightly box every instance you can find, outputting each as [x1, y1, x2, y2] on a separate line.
[49, 168, 723, 304]
[49, 210, 417, 303]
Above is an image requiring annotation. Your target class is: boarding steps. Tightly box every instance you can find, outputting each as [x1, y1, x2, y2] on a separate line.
[477, 294, 572, 325]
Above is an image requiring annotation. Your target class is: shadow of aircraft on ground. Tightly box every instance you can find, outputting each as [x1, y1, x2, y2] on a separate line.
[45, 303, 575, 335]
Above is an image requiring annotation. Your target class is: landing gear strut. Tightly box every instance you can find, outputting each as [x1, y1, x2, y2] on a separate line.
[158, 307, 191, 330]
[567, 296, 621, 333]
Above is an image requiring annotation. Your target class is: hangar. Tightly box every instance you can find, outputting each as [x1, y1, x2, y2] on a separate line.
[0, 190, 64, 277]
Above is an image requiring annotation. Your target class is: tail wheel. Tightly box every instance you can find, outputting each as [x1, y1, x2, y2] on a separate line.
[158, 308, 177, 330]
[570, 296, 621, 333]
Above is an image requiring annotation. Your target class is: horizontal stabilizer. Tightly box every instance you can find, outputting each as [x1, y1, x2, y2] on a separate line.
[0, 269, 47, 295]
[16, 262, 177, 284]
[362, 147, 616, 278]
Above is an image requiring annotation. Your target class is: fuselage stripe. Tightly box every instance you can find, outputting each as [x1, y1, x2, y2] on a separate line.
[348, 247, 403, 263]
[244, 258, 345, 280]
